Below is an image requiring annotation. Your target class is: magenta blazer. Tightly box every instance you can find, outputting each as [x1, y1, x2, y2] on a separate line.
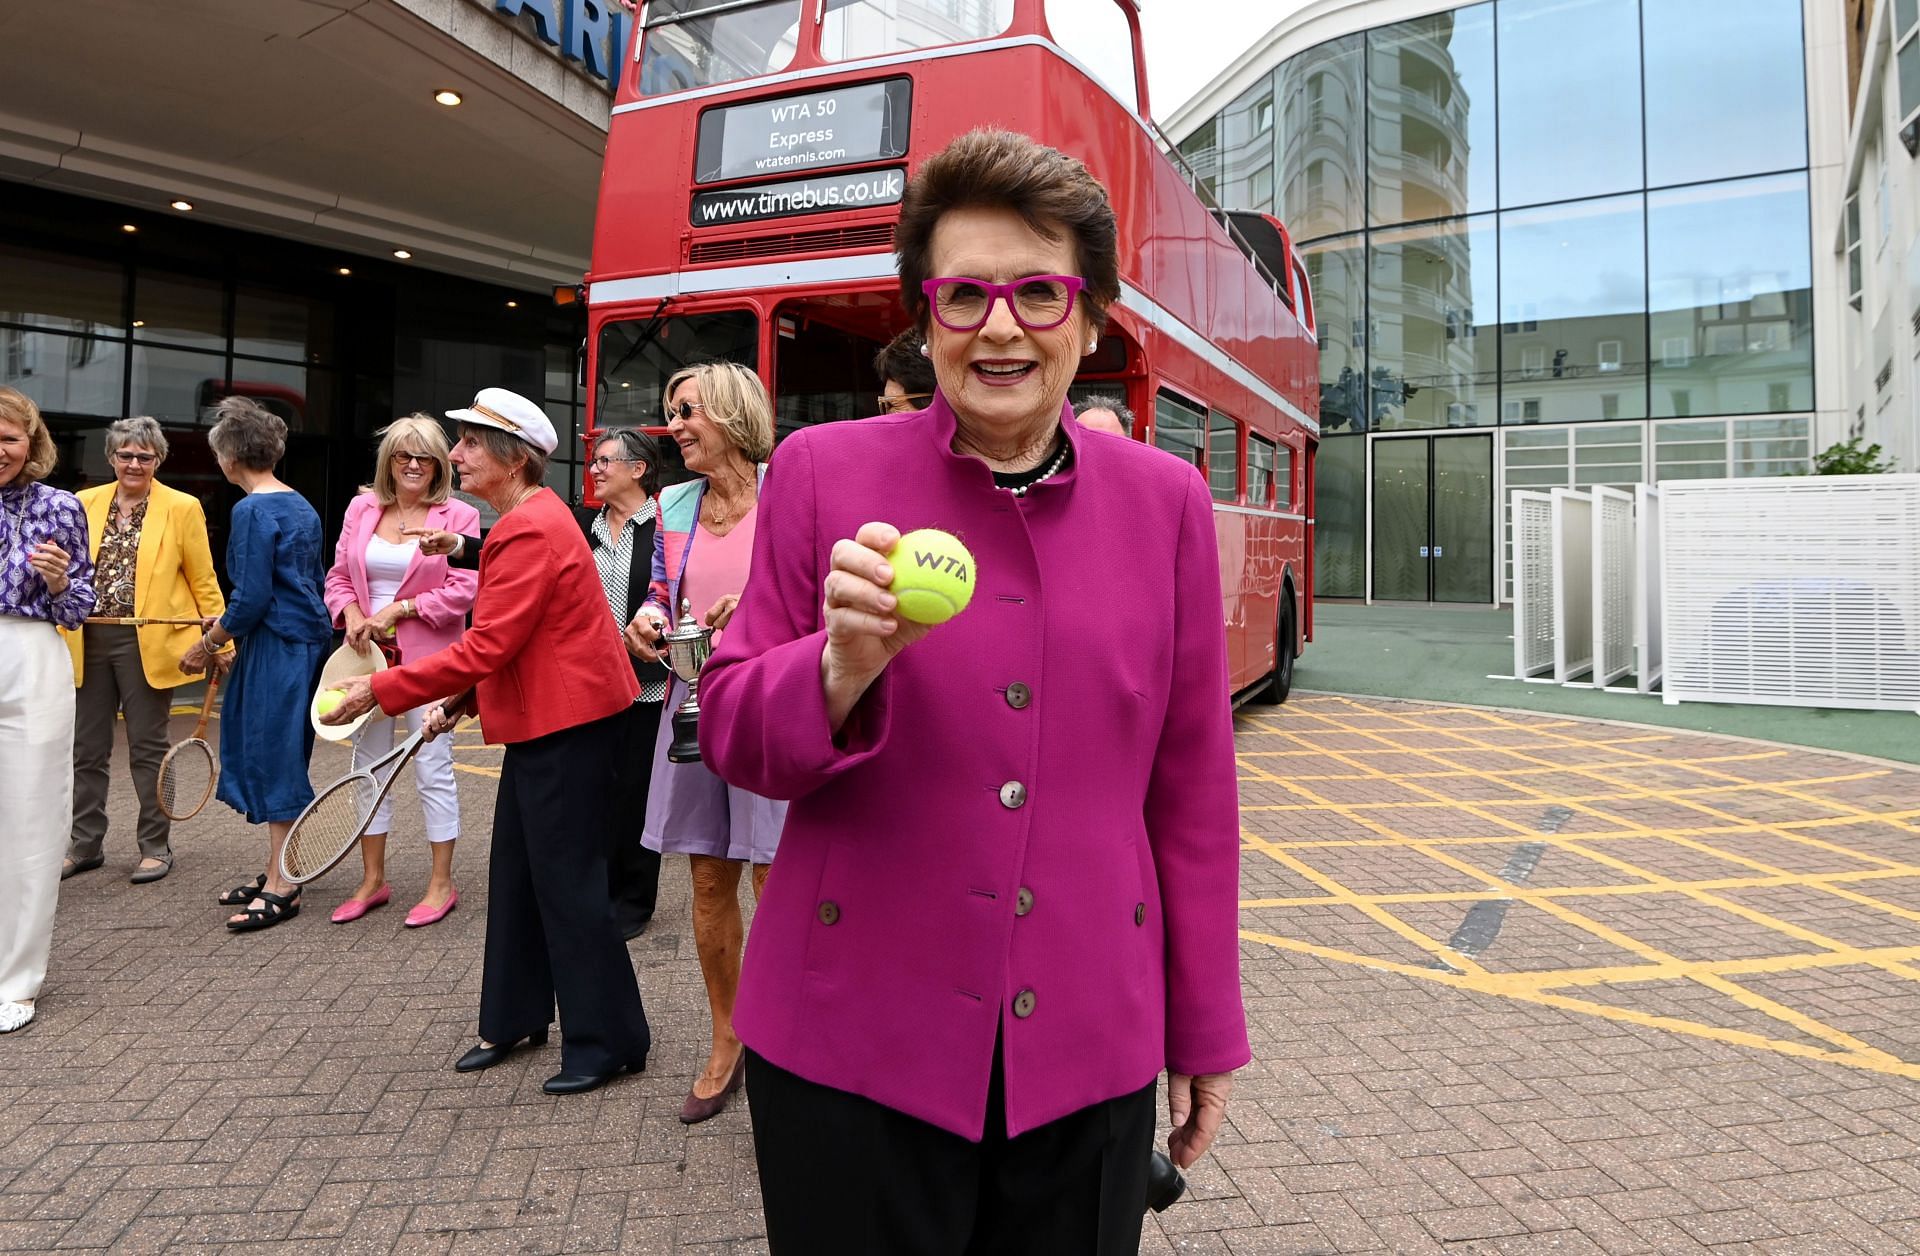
[323, 492, 480, 666]
[701, 395, 1250, 1141]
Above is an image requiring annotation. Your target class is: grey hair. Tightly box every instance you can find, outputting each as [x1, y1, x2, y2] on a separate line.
[1076, 394, 1134, 425]
[105, 416, 169, 464]
[461, 422, 548, 487]
[206, 396, 286, 471]
[594, 427, 662, 497]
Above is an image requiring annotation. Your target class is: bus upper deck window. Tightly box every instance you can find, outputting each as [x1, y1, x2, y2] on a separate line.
[640, 0, 802, 95]
[820, 0, 1015, 62]
[1042, 0, 1140, 114]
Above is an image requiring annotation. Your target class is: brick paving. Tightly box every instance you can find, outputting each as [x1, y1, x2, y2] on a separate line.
[6, 694, 1920, 1252]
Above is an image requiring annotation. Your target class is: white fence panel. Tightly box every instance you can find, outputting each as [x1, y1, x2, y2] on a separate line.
[1635, 484, 1663, 693]
[1660, 475, 1920, 711]
[1553, 489, 1594, 683]
[1591, 486, 1635, 687]
[1512, 491, 1556, 678]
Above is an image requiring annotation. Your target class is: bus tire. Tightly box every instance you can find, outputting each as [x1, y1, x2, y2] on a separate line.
[1258, 603, 1296, 705]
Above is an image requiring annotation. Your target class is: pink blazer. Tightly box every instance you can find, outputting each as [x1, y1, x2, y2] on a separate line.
[323, 492, 480, 665]
[700, 395, 1250, 1141]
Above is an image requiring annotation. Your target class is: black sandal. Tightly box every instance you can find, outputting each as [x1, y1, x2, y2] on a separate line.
[217, 874, 267, 906]
[226, 888, 300, 932]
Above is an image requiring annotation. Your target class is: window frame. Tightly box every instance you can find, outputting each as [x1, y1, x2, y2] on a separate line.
[1206, 410, 1244, 504]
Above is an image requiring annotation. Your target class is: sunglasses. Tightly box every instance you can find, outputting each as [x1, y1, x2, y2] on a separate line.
[920, 275, 1085, 332]
[390, 451, 436, 468]
[665, 401, 709, 421]
[877, 392, 932, 414]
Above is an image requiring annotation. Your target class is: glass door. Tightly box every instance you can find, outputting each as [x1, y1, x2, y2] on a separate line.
[1369, 433, 1493, 603]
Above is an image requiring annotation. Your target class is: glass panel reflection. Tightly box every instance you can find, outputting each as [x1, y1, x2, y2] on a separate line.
[134, 272, 224, 353]
[1497, 0, 1642, 207]
[0, 329, 124, 417]
[1433, 434, 1492, 603]
[1371, 437, 1430, 601]
[128, 346, 227, 425]
[1643, 0, 1805, 187]
[1648, 173, 1812, 418]
[1498, 194, 1646, 423]
[1277, 34, 1365, 238]
[0, 246, 123, 332]
[1313, 434, 1365, 597]
[824, 0, 1015, 62]
[1301, 235, 1366, 433]
[1218, 75, 1278, 213]
[234, 288, 330, 364]
[1368, 215, 1497, 431]
[1367, 3, 1495, 225]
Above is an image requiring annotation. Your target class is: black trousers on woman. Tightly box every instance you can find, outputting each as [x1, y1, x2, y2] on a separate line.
[746, 1040, 1155, 1255]
[607, 698, 663, 938]
[481, 710, 649, 1077]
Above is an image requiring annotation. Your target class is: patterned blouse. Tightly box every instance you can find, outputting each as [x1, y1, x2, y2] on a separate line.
[93, 496, 147, 618]
[0, 480, 96, 629]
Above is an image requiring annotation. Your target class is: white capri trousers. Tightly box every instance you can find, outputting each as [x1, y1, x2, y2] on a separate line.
[0, 615, 76, 1004]
[351, 705, 460, 842]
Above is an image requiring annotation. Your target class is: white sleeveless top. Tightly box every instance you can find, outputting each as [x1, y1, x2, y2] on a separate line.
[364, 534, 416, 613]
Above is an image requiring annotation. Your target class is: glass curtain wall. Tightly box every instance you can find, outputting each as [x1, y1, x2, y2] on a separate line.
[1173, 0, 1814, 596]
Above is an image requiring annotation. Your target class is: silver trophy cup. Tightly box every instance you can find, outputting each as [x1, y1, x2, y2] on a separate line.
[662, 599, 714, 764]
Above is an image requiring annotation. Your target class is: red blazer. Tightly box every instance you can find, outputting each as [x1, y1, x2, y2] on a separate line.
[371, 489, 638, 744]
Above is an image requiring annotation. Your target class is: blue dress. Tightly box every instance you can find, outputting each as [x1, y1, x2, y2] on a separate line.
[215, 492, 332, 824]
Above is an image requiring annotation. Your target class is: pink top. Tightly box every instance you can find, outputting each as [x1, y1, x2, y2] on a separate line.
[683, 507, 757, 642]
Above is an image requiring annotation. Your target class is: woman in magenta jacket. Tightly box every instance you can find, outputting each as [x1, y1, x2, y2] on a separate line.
[699, 130, 1248, 1254]
[322, 414, 479, 926]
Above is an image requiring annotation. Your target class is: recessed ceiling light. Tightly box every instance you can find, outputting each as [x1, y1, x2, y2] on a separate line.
[505, 300, 518, 309]
[392, 248, 412, 260]
[336, 267, 352, 276]
[121, 223, 138, 234]
[620, 381, 631, 389]
[434, 89, 463, 107]
[132, 320, 146, 328]
[169, 199, 193, 212]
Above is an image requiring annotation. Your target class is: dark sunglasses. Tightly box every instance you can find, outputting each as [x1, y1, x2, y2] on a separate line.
[666, 401, 709, 421]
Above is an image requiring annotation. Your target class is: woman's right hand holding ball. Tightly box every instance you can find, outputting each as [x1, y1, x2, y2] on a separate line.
[820, 522, 937, 729]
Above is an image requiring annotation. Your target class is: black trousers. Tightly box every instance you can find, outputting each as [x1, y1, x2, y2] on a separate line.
[746, 1044, 1154, 1255]
[607, 699, 663, 934]
[480, 711, 649, 1076]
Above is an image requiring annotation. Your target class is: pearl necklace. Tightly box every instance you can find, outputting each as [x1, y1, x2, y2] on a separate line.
[1002, 439, 1072, 498]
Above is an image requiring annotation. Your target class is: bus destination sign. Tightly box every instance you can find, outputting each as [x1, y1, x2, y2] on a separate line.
[695, 78, 911, 185]
[691, 168, 906, 227]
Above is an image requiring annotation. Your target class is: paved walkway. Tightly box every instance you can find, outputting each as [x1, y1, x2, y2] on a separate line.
[5, 695, 1920, 1252]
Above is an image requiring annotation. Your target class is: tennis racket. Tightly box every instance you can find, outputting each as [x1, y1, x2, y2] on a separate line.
[280, 727, 427, 885]
[157, 671, 220, 821]
[85, 615, 207, 627]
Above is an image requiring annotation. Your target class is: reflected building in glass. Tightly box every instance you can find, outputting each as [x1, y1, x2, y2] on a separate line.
[1169, 0, 1847, 603]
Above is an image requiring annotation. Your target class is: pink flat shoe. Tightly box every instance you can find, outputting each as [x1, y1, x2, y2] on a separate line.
[406, 888, 458, 928]
[330, 886, 391, 923]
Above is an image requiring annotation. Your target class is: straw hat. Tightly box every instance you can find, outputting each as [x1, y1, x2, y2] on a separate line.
[310, 640, 388, 742]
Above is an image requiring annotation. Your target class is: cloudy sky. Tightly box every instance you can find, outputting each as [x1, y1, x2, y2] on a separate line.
[1140, 0, 1299, 121]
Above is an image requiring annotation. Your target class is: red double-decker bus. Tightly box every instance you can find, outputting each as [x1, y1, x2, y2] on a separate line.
[583, 0, 1319, 702]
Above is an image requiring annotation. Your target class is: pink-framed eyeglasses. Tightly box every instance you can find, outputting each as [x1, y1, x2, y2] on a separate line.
[920, 275, 1085, 332]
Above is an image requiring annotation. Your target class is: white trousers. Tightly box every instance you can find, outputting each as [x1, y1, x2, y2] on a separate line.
[0, 616, 75, 1003]
[351, 705, 460, 842]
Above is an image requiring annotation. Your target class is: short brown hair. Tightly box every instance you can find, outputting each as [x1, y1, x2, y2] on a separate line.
[663, 362, 774, 463]
[460, 422, 547, 487]
[894, 129, 1119, 337]
[207, 396, 287, 471]
[0, 387, 57, 484]
[872, 327, 937, 394]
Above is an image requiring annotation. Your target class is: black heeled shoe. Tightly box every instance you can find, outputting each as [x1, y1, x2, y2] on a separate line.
[1146, 1151, 1187, 1212]
[542, 1057, 647, 1095]
[454, 1028, 549, 1073]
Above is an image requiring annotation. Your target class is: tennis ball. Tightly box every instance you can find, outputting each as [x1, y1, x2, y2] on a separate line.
[316, 688, 347, 716]
[886, 529, 976, 625]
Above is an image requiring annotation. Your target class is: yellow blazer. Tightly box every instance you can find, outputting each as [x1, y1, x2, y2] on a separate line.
[62, 480, 226, 689]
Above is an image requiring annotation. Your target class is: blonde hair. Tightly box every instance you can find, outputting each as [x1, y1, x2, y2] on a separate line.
[664, 362, 774, 463]
[367, 413, 453, 505]
[0, 387, 58, 484]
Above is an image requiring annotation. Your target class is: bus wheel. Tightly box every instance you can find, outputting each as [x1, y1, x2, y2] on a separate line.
[1258, 606, 1296, 705]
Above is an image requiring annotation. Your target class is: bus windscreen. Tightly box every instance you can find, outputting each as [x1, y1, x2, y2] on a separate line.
[596, 310, 759, 429]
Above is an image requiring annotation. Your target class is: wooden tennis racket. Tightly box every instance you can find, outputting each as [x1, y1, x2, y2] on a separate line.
[157, 671, 220, 821]
[279, 728, 429, 885]
[85, 615, 207, 627]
